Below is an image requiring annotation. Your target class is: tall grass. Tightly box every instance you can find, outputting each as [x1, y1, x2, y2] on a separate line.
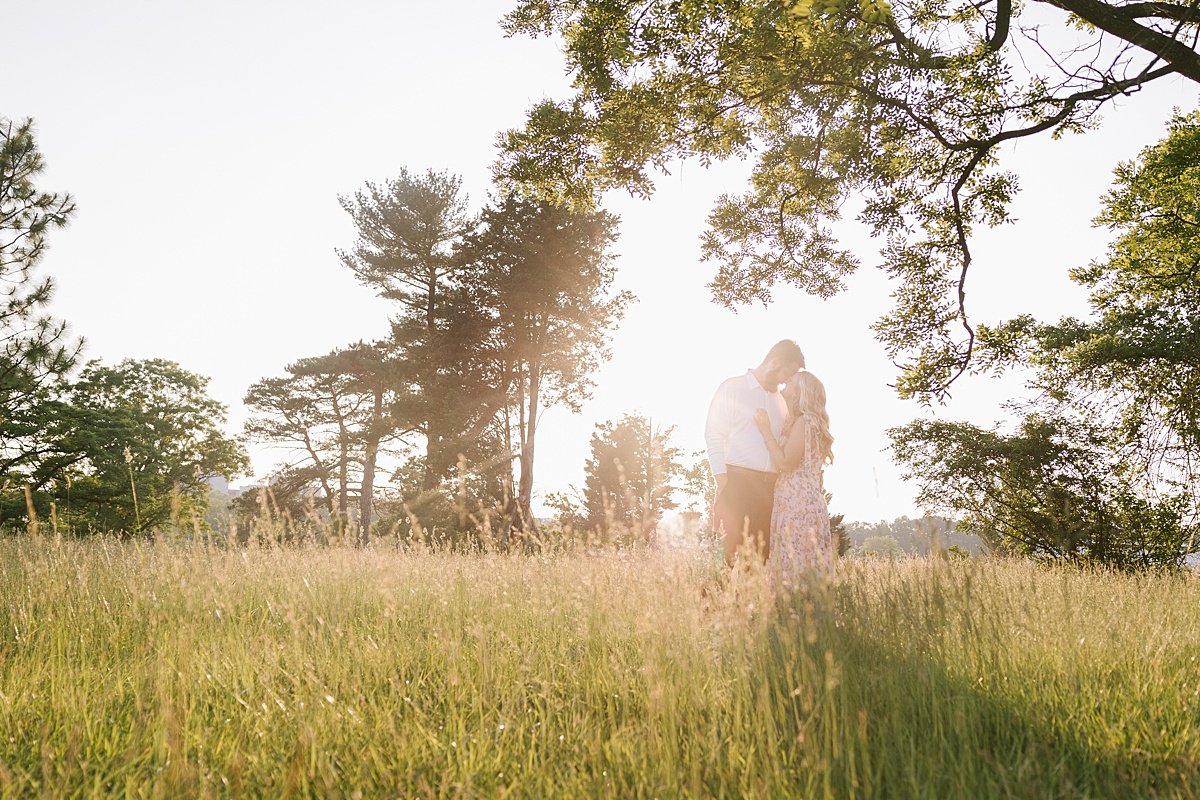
[0, 537, 1196, 798]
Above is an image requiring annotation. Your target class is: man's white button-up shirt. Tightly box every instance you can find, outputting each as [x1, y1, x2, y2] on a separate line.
[704, 370, 789, 476]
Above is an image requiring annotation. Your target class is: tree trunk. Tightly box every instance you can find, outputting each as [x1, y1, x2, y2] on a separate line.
[422, 268, 440, 492]
[499, 397, 515, 550]
[422, 423, 439, 491]
[301, 430, 337, 516]
[358, 386, 383, 547]
[518, 361, 541, 531]
[506, 367, 530, 541]
[330, 388, 351, 533]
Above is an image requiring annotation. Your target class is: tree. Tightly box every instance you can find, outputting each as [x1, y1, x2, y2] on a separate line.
[543, 487, 589, 534]
[42, 359, 248, 534]
[379, 441, 513, 548]
[860, 535, 903, 558]
[229, 464, 337, 534]
[841, 514, 980, 555]
[339, 170, 505, 490]
[245, 169, 518, 542]
[458, 197, 632, 535]
[0, 118, 81, 482]
[681, 450, 716, 511]
[498, 0, 1200, 400]
[980, 110, 1200, 491]
[891, 415, 1195, 567]
[680, 449, 718, 537]
[289, 343, 416, 544]
[893, 111, 1200, 569]
[244, 344, 415, 540]
[582, 413, 684, 541]
[390, 286, 513, 496]
[829, 512, 850, 557]
[243, 370, 360, 523]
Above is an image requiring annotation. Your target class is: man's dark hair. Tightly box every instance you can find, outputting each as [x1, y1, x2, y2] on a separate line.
[764, 339, 805, 368]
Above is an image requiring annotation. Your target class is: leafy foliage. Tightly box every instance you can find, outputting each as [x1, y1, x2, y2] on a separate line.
[980, 110, 1200, 473]
[860, 534, 903, 558]
[338, 170, 505, 490]
[31, 360, 249, 534]
[680, 450, 716, 510]
[499, 0, 1200, 399]
[248, 183, 630, 545]
[841, 514, 980, 556]
[338, 169, 472, 306]
[244, 345, 413, 537]
[376, 445, 513, 548]
[582, 413, 684, 541]
[891, 416, 1195, 567]
[829, 510, 850, 556]
[243, 371, 356, 519]
[897, 111, 1200, 567]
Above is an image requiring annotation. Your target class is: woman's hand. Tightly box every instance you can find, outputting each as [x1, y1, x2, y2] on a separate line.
[753, 408, 772, 436]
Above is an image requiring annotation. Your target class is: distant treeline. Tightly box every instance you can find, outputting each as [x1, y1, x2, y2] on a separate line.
[842, 516, 984, 557]
[5, 94, 1199, 566]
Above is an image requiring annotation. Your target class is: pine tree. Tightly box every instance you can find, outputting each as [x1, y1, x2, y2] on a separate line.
[0, 118, 81, 482]
[458, 197, 631, 537]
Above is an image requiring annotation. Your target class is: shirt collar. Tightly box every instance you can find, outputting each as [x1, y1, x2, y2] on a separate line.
[745, 369, 778, 393]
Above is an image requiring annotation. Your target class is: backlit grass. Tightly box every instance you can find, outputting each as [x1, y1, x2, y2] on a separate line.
[0, 537, 1196, 798]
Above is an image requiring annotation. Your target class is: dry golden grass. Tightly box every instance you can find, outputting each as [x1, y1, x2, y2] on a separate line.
[0, 536, 1196, 798]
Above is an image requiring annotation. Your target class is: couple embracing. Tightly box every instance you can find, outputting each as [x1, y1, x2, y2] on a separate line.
[705, 340, 835, 584]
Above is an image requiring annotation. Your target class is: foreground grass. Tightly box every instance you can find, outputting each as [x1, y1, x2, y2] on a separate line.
[0, 538, 1196, 798]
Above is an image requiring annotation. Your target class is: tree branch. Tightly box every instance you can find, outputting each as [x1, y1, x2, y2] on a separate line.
[1040, 0, 1200, 81]
[1121, 1, 1200, 24]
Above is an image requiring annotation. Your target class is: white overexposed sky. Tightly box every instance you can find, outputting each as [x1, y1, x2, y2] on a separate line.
[6, 1, 1198, 523]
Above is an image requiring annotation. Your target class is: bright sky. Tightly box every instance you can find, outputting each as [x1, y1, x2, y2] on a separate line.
[7, 1, 1199, 524]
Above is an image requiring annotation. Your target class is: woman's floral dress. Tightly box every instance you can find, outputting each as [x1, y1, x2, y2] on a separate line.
[769, 414, 833, 584]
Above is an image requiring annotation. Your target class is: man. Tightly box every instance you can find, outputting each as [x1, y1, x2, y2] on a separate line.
[705, 340, 805, 566]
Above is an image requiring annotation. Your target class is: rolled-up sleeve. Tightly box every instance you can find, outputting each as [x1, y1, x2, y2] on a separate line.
[705, 381, 729, 476]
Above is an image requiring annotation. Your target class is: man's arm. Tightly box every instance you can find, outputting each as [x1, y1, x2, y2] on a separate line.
[704, 381, 729, 491]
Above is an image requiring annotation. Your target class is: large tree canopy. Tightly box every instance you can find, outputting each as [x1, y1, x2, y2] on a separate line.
[891, 414, 1195, 568]
[243, 351, 394, 531]
[979, 109, 1200, 478]
[892, 111, 1200, 567]
[498, 0, 1200, 400]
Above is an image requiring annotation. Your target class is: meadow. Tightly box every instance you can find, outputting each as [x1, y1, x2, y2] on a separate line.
[0, 537, 1196, 798]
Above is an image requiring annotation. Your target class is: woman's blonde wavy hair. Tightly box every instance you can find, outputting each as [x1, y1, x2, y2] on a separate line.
[787, 371, 834, 465]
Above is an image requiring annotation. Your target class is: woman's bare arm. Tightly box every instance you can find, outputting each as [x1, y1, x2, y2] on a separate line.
[781, 418, 808, 471]
[755, 410, 808, 472]
[753, 409, 787, 471]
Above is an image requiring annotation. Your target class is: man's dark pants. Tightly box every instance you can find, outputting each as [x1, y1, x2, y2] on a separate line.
[713, 465, 776, 565]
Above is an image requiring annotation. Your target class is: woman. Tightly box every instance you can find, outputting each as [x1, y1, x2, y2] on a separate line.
[753, 370, 835, 584]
